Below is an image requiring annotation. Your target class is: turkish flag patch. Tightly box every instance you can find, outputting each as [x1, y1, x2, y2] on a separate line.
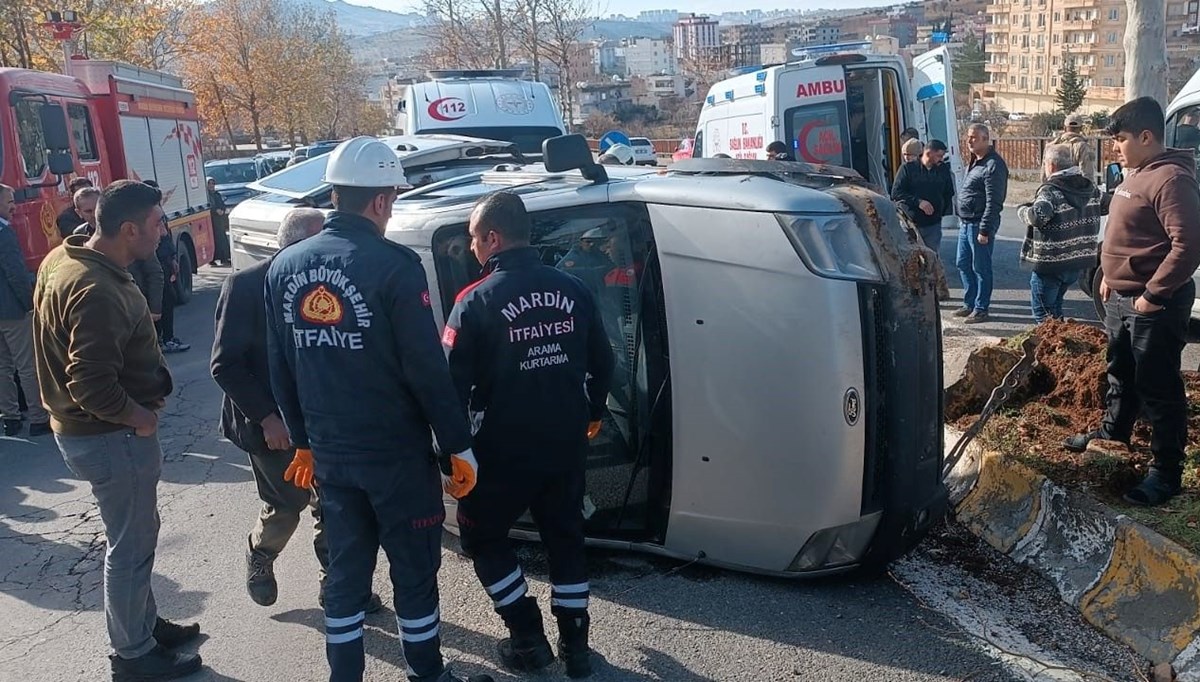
[421, 290, 432, 307]
[441, 325, 457, 348]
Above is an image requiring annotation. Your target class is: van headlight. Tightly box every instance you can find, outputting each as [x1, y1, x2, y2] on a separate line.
[778, 214, 882, 282]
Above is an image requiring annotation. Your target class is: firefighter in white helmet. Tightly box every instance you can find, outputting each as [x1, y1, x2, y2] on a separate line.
[597, 143, 635, 166]
[264, 137, 492, 682]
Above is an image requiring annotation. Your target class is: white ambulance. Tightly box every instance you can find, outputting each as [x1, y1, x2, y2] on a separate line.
[694, 42, 964, 190]
[398, 69, 567, 154]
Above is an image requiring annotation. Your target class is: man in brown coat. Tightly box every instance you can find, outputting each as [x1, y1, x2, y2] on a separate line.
[1051, 114, 1096, 182]
[1065, 98, 1200, 506]
[33, 180, 203, 680]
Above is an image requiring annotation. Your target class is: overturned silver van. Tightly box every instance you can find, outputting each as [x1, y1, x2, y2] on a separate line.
[389, 137, 947, 576]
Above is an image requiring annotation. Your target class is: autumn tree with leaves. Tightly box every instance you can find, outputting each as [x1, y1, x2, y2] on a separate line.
[178, 0, 389, 151]
[0, 0, 186, 71]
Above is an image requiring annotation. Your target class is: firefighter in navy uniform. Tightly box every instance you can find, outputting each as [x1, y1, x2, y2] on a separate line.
[264, 137, 492, 682]
[443, 192, 615, 678]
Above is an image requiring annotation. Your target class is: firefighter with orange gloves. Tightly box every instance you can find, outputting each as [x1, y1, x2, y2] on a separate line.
[265, 137, 492, 682]
[443, 191, 614, 678]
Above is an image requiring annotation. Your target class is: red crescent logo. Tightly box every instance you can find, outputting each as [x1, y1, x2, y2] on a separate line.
[428, 97, 468, 122]
[797, 120, 826, 164]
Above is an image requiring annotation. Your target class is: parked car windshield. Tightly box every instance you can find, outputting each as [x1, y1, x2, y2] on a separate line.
[205, 161, 258, 185]
[415, 126, 562, 154]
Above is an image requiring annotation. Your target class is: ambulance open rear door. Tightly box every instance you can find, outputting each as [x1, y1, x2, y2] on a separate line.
[912, 47, 964, 189]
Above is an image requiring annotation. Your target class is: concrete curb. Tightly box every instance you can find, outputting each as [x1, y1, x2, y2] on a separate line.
[945, 426, 1200, 676]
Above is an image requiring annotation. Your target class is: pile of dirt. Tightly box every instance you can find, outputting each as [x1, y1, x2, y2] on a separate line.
[955, 320, 1200, 499]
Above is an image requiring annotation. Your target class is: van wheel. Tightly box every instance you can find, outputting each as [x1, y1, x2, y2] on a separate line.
[1090, 267, 1105, 323]
[174, 246, 194, 305]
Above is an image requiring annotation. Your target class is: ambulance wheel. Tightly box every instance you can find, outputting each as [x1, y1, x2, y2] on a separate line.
[174, 246, 194, 305]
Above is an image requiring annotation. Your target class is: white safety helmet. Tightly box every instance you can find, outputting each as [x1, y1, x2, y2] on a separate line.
[599, 143, 635, 166]
[322, 136, 410, 188]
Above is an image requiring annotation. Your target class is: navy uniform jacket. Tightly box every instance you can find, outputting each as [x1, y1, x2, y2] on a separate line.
[444, 246, 615, 470]
[265, 211, 471, 465]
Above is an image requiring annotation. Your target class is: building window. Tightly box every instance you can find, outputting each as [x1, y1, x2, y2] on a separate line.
[1105, 54, 1115, 66]
[1038, 13, 1046, 26]
[1036, 56, 1044, 68]
[1011, 76, 1017, 84]
[1020, 76, 1028, 89]
[1051, 76, 1058, 86]
[1053, 11, 1060, 20]
[1054, 33, 1060, 43]
[1108, 32, 1117, 43]
[1109, 8, 1120, 19]
[1052, 55, 1060, 65]
[1103, 77, 1113, 86]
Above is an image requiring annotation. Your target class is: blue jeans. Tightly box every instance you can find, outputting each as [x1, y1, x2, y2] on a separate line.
[956, 221, 996, 312]
[1030, 270, 1080, 323]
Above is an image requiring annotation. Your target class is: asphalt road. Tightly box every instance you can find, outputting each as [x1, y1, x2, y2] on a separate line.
[0, 260, 1144, 682]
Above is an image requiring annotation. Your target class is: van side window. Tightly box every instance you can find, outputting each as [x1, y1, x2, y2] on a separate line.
[15, 100, 48, 179]
[693, 131, 703, 157]
[68, 104, 99, 162]
[432, 202, 664, 529]
[783, 101, 851, 168]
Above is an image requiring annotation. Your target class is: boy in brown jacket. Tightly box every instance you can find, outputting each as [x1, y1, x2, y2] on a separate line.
[1065, 97, 1200, 506]
[33, 180, 203, 680]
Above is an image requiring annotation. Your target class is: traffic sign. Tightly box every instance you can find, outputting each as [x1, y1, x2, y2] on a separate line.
[598, 130, 630, 152]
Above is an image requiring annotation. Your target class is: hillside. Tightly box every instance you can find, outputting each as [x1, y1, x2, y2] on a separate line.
[296, 0, 428, 36]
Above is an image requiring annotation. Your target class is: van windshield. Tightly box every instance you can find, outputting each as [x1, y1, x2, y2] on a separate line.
[206, 161, 258, 185]
[416, 126, 561, 154]
[1167, 105, 1200, 177]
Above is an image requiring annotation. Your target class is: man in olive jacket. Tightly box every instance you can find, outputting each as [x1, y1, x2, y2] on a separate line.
[32, 180, 202, 680]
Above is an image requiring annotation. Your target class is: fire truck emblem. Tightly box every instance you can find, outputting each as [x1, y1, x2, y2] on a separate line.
[39, 201, 58, 244]
[300, 285, 344, 325]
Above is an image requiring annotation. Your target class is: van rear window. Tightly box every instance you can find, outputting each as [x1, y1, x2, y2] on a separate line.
[784, 101, 851, 168]
[415, 126, 562, 154]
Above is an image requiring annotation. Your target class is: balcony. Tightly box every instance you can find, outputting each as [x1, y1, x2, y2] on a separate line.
[1060, 0, 1096, 7]
[1061, 18, 1099, 29]
[985, 62, 1008, 73]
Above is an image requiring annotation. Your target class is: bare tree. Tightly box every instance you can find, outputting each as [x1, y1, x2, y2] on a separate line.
[1124, 0, 1167, 103]
[477, 0, 511, 69]
[420, 0, 495, 69]
[539, 0, 597, 127]
[511, 0, 544, 79]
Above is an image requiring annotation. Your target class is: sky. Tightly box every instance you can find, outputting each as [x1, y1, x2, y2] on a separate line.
[355, 0, 894, 16]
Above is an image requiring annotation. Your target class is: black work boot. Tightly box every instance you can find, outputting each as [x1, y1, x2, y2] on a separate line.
[110, 645, 202, 681]
[245, 545, 277, 607]
[557, 614, 593, 679]
[497, 598, 554, 672]
[152, 618, 200, 649]
[3, 418, 20, 437]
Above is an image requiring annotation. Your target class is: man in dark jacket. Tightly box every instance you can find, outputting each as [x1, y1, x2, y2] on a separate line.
[444, 192, 614, 678]
[56, 177, 94, 239]
[142, 180, 189, 354]
[891, 138, 955, 253]
[207, 177, 231, 267]
[0, 184, 50, 437]
[1017, 144, 1101, 323]
[955, 123, 1009, 324]
[265, 138, 489, 682]
[212, 207, 381, 612]
[1065, 98, 1200, 506]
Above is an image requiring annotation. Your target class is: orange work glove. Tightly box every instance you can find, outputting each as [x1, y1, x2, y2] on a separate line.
[284, 448, 315, 489]
[587, 421, 602, 440]
[441, 449, 478, 499]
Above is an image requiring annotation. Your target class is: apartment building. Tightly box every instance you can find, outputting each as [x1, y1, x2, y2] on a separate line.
[624, 37, 676, 77]
[674, 13, 720, 61]
[980, 0, 1196, 115]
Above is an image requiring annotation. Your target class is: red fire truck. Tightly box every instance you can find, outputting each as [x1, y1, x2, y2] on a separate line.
[0, 59, 213, 300]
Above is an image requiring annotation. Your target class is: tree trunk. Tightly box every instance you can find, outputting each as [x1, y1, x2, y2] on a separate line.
[494, 0, 507, 69]
[1124, 0, 1167, 103]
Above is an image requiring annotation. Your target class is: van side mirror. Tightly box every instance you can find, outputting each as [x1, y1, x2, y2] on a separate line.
[39, 103, 71, 152]
[543, 134, 607, 184]
[1104, 162, 1123, 191]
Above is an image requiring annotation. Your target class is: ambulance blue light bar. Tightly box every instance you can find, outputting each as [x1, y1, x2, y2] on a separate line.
[789, 41, 873, 62]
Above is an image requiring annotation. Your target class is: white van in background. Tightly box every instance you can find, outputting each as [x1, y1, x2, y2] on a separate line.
[398, 69, 567, 154]
[694, 43, 963, 191]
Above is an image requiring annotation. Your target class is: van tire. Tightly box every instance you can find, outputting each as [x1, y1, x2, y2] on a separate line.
[174, 245, 194, 305]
